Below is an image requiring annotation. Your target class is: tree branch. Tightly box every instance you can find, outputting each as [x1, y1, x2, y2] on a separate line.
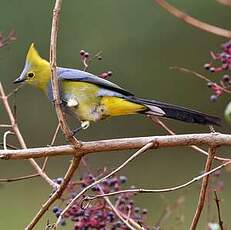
[155, 0, 231, 38]
[150, 117, 229, 162]
[0, 133, 231, 160]
[0, 173, 39, 182]
[0, 82, 57, 188]
[82, 160, 231, 201]
[190, 147, 217, 230]
[55, 142, 154, 227]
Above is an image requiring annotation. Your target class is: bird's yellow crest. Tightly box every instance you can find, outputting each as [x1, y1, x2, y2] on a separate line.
[26, 43, 43, 65]
[14, 43, 51, 90]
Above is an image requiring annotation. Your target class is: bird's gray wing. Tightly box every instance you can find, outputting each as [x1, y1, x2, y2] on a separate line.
[57, 67, 134, 96]
[47, 67, 134, 102]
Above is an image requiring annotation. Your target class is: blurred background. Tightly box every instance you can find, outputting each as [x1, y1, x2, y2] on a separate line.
[0, 0, 231, 229]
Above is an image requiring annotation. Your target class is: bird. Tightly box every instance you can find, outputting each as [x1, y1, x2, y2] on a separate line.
[14, 43, 220, 131]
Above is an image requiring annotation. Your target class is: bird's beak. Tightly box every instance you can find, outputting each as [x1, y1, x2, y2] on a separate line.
[13, 62, 29, 84]
[13, 76, 25, 84]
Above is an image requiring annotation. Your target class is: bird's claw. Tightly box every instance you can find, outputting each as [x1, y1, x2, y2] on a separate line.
[71, 121, 90, 136]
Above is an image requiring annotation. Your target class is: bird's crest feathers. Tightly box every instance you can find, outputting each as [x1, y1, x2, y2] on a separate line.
[26, 43, 43, 65]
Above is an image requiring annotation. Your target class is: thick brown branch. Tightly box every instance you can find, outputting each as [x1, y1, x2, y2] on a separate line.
[1, 133, 231, 160]
[155, 0, 231, 39]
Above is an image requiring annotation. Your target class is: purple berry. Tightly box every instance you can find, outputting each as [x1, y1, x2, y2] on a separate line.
[56, 177, 63, 184]
[119, 176, 127, 184]
[53, 206, 60, 213]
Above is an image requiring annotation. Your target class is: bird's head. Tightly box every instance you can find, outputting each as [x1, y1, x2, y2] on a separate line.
[14, 43, 51, 91]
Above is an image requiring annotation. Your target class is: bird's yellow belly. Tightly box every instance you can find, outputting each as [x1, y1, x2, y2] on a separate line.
[61, 81, 102, 122]
[101, 96, 145, 117]
[61, 81, 145, 122]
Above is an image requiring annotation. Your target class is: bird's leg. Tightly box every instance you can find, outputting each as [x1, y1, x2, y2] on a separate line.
[72, 121, 90, 136]
[81, 121, 90, 130]
[209, 125, 216, 133]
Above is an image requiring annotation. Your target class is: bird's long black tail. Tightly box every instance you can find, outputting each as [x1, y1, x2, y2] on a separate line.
[133, 97, 220, 126]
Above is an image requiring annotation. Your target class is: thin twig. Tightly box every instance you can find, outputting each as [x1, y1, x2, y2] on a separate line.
[25, 156, 81, 230]
[0, 124, 12, 128]
[0, 149, 53, 183]
[80, 160, 141, 229]
[55, 142, 154, 227]
[0, 142, 17, 149]
[103, 194, 138, 230]
[98, 178, 141, 230]
[3, 130, 14, 150]
[0, 82, 57, 188]
[50, 123, 60, 146]
[7, 84, 24, 98]
[214, 191, 224, 230]
[170, 66, 231, 94]
[1, 133, 231, 160]
[155, 0, 231, 38]
[82, 50, 103, 71]
[83, 160, 231, 201]
[42, 123, 61, 172]
[154, 196, 185, 228]
[190, 147, 217, 230]
[0, 174, 40, 182]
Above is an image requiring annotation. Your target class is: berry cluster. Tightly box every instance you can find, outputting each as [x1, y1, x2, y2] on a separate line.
[80, 49, 90, 59]
[52, 174, 149, 229]
[79, 49, 102, 62]
[99, 71, 113, 79]
[204, 40, 231, 101]
[79, 49, 113, 80]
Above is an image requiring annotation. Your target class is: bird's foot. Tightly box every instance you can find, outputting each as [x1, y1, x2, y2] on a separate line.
[72, 121, 90, 136]
[209, 125, 216, 133]
[81, 121, 90, 130]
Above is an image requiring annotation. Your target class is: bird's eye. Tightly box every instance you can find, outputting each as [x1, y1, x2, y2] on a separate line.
[28, 72, 34, 78]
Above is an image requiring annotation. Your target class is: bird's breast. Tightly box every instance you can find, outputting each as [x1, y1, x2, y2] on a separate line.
[61, 81, 106, 122]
